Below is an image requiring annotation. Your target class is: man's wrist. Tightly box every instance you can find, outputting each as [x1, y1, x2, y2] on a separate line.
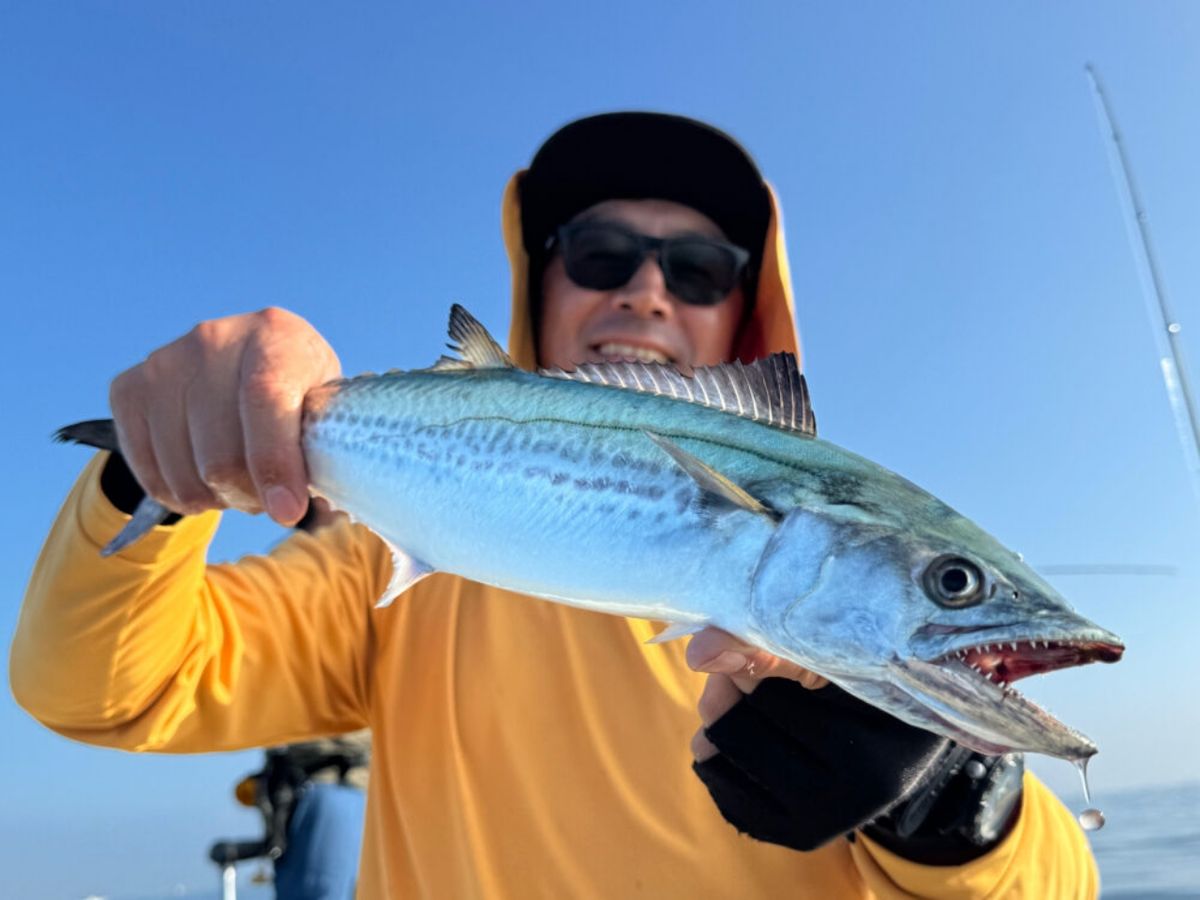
[862, 751, 1024, 865]
[693, 679, 954, 852]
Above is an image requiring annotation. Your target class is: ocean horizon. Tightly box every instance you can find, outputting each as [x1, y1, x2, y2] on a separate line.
[1076, 780, 1200, 899]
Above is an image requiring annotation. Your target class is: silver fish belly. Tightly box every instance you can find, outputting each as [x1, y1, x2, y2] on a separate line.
[303, 367, 778, 625]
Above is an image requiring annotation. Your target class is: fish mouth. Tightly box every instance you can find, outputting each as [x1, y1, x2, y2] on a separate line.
[935, 636, 1124, 689]
[885, 631, 1125, 758]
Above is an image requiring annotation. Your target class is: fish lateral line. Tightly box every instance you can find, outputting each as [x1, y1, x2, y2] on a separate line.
[398, 412, 810, 475]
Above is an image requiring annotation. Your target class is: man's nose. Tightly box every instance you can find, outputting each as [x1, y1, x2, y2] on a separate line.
[614, 256, 673, 319]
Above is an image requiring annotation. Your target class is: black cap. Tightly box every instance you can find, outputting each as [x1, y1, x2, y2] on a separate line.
[520, 112, 771, 270]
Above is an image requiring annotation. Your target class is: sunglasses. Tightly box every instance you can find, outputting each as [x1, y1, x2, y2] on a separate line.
[547, 220, 751, 307]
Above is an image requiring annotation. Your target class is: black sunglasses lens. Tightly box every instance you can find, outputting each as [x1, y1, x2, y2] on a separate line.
[662, 239, 741, 306]
[558, 222, 747, 306]
[561, 224, 642, 290]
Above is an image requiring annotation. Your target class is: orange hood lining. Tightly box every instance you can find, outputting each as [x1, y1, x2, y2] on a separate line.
[500, 171, 801, 372]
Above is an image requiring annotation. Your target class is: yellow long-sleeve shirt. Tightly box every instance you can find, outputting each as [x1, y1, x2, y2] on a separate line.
[11, 161, 1099, 898]
[12, 453, 1098, 898]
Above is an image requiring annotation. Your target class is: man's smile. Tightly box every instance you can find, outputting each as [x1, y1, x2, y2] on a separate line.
[589, 339, 675, 365]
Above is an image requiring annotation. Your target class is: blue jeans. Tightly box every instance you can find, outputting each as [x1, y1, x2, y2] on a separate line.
[273, 782, 366, 900]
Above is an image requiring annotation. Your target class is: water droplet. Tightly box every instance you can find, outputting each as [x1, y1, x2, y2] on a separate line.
[1072, 757, 1106, 831]
[1073, 758, 1092, 802]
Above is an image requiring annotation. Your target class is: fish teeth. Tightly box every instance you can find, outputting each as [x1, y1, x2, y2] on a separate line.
[1010, 642, 1018, 652]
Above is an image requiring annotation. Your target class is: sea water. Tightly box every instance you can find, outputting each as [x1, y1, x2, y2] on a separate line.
[1084, 781, 1200, 898]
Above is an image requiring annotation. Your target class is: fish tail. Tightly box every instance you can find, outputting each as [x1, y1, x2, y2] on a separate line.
[55, 419, 119, 452]
[54, 417, 171, 555]
[101, 495, 174, 556]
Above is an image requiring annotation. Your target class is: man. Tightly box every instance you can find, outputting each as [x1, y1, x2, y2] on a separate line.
[266, 501, 370, 900]
[266, 728, 370, 900]
[12, 113, 1097, 897]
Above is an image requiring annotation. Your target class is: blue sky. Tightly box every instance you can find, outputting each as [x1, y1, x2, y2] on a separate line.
[2, 2, 1198, 897]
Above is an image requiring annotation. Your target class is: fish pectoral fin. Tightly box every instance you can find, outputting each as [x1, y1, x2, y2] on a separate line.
[644, 432, 780, 522]
[376, 542, 436, 608]
[645, 621, 707, 644]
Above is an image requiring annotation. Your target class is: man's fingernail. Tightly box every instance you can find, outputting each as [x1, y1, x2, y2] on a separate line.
[265, 485, 304, 523]
[701, 651, 748, 674]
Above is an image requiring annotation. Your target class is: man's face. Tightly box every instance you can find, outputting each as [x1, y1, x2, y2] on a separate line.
[537, 199, 747, 370]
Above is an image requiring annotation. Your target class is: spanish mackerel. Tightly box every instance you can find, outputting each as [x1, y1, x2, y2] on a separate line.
[59, 305, 1123, 761]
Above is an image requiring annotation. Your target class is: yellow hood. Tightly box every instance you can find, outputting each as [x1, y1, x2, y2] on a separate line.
[499, 172, 801, 371]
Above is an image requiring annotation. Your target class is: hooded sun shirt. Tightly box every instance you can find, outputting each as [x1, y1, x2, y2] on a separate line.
[12, 155, 1097, 899]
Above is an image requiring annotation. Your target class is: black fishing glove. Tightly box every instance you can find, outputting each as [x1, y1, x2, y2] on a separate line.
[864, 745, 1024, 864]
[692, 678, 1021, 860]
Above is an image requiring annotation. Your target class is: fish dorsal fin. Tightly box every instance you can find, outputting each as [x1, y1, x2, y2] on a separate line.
[433, 304, 515, 370]
[540, 353, 816, 436]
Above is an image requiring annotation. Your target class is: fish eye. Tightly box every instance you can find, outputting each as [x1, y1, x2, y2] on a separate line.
[922, 555, 986, 608]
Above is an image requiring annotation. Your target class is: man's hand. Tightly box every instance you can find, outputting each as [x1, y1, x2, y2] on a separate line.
[108, 308, 341, 525]
[685, 627, 827, 762]
[685, 627, 953, 852]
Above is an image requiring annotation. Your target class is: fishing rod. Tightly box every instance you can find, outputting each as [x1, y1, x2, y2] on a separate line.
[1085, 63, 1200, 509]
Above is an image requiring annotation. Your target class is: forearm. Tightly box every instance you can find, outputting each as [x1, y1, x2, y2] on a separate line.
[862, 747, 1023, 865]
[851, 774, 1098, 899]
[11, 453, 381, 752]
[693, 677, 1097, 897]
[11, 453, 222, 739]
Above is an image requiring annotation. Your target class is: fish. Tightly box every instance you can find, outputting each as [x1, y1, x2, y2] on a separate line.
[57, 304, 1124, 761]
